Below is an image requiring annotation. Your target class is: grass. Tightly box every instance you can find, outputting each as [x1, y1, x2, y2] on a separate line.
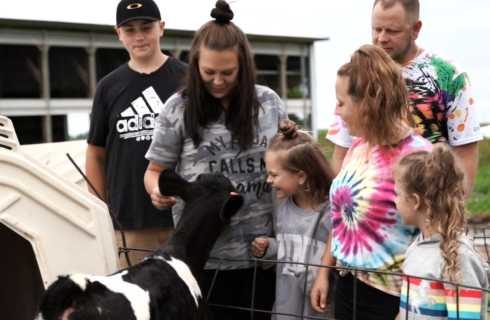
[467, 164, 490, 215]
[317, 130, 334, 159]
[468, 139, 490, 216]
[317, 131, 490, 217]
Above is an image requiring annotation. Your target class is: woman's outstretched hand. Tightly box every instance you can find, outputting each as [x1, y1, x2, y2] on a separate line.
[149, 186, 176, 209]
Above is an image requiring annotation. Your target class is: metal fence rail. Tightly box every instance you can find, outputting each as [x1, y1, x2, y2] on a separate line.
[468, 224, 490, 263]
[119, 225, 490, 320]
[204, 258, 489, 320]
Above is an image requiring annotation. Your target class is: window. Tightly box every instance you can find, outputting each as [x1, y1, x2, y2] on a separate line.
[255, 54, 280, 94]
[0, 45, 41, 98]
[49, 47, 89, 98]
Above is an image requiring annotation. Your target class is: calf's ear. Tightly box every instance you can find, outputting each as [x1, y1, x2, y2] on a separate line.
[39, 276, 82, 320]
[219, 193, 243, 222]
[158, 170, 190, 198]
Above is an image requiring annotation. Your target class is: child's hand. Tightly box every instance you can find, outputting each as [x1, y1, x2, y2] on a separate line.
[250, 237, 269, 258]
[310, 269, 330, 313]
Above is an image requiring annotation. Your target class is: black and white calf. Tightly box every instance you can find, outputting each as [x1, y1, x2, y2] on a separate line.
[37, 171, 243, 320]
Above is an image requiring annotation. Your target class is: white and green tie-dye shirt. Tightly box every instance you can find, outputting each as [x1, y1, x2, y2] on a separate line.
[146, 85, 287, 269]
[328, 50, 482, 147]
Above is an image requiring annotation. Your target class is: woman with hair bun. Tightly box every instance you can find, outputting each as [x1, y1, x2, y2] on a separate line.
[144, 1, 286, 319]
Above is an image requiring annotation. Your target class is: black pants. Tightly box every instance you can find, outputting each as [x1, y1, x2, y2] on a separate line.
[201, 267, 275, 320]
[334, 272, 399, 320]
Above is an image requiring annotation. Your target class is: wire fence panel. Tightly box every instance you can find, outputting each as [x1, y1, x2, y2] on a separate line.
[203, 258, 489, 320]
[117, 226, 490, 320]
[468, 225, 490, 263]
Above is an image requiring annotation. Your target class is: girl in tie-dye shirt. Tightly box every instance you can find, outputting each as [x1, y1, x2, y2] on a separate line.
[310, 45, 432, 320]
[394, 144, 488, 320]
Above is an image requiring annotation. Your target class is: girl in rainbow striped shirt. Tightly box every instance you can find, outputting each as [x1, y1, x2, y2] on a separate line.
[394, 144, 489, 320]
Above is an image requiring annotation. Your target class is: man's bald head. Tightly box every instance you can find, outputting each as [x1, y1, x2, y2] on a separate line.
[373, 0, 419, 23]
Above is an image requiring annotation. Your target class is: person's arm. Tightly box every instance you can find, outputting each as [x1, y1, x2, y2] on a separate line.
[331, 145, 348, 175]
[85, 144, 107, 201]
[310, 231, 336, 313]
[325, 115, 353, 174]
[452, 141, 479, 197]
[144, 161, 176, 209]
[444, 68, 481, 197]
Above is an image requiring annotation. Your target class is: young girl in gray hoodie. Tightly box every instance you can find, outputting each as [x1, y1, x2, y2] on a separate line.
[394, 144, 489, 320]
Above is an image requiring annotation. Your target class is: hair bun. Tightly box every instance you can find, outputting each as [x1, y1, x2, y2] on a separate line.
[279, 119, 299, 140]
[211, 0, 234, 24]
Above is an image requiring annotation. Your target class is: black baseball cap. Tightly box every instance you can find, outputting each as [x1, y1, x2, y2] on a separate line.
[116, 0, 161, 27]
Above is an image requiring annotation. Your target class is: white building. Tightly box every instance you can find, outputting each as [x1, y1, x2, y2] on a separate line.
[0, 1, 329, 143]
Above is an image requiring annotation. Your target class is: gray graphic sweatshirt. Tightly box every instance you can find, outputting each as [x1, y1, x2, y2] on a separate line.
[262, 196, 330, 319]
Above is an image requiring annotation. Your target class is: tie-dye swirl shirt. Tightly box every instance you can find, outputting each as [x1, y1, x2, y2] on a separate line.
[327, 50, 482, 148]
[330, 133, 431, 295]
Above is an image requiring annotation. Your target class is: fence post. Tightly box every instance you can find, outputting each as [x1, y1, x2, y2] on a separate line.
[352, 270, 357, 320]
[250, 259, 258, 320]
[301, 259, 311, 319]
[483, 228, 490, 261]
[456, 284, 460, 320]
[404, 275, 410, 320]
[206, 259, 223, 302]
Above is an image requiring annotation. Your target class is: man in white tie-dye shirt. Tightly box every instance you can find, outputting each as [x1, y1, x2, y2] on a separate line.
[327, 0, 482, 195]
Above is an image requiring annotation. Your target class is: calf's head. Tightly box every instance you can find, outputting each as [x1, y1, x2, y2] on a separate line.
[159, 170, 243, 274]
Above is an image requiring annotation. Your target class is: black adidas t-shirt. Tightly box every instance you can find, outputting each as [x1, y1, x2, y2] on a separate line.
[87, 57, 187, 229]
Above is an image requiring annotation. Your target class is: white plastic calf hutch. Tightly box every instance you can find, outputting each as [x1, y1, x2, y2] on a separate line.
[0, 115, 118, 320]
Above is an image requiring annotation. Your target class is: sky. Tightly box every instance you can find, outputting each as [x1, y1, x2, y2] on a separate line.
[2, 0, 489, 133]
[313, 0, 490, 131]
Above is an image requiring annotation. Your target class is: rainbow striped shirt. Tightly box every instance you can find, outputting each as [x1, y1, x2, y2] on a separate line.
[400, 277, 484, 319]
[400, 234, 488, 320]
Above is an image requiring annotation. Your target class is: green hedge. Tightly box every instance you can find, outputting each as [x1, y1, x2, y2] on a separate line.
[468, 139, 490, 216]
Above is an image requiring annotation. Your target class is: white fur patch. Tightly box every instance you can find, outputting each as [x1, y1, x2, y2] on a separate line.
[151, 255, 202, 307]
[34, 313, 44, 320]
[68, 271, 151, 320]
[69, 273, 89, 290]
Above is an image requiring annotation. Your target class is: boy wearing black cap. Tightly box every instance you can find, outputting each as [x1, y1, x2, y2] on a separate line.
[86, 0, 186, 267]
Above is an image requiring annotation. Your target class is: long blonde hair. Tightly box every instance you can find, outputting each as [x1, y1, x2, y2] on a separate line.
[337, 44, 412, 146]
[396, 144, 466, 282]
